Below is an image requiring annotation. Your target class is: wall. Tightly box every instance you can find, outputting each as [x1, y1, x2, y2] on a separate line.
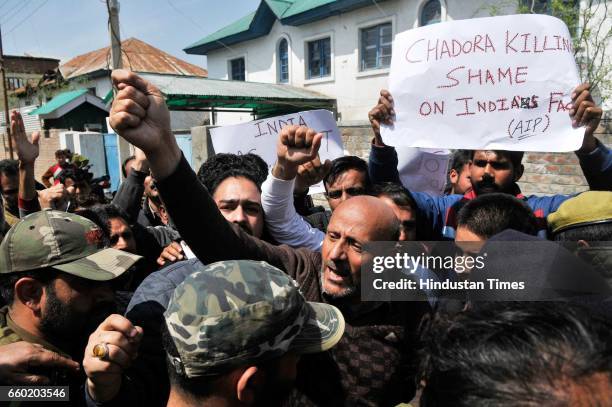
[205, 0, 516, 123]
[0, 129, 63, 183]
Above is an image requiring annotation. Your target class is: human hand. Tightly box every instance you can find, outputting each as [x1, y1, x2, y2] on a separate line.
[110, 69, 180, 180]
[570, 83, 602, 153]
[368, 89, 394, 147]
[83, 314, 143, 402]
[0, 341, 80, 385]
[130, 147, 149, 173]
[273, 125, 322, 181]
[157, 241, 184, 266]
[10, 111, 39, 165]
[38, 184, 69, 209]
[295, 155, 332, 194]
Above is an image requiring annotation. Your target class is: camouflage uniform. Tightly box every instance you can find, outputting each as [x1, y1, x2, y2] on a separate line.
[164, 259, 344, 378]
[0, 210, 141, 399]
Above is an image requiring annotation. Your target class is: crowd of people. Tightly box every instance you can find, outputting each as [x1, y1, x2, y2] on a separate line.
[0, 69, 610, 406]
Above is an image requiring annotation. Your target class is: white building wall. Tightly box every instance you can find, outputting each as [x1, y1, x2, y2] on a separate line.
[205, 0, 516, 123]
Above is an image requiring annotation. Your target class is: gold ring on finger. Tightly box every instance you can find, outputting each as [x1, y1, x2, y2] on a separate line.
[92, 342, 110, 361]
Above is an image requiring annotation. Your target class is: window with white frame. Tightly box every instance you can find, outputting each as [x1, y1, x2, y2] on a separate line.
[306, 37, 331, 79]
[278, 38, 289, 83]
[420, 0, 441, 26]
[230, 57, 245, 81]
[360, 22, 392, 71]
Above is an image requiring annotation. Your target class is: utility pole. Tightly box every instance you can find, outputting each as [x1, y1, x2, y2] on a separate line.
[107, 0, 131, 180]
[0, 24, 13, 160]
[108, 0, 122, 71]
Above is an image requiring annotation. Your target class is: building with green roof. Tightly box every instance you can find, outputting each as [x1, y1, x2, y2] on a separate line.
[183, 0, 467, 122]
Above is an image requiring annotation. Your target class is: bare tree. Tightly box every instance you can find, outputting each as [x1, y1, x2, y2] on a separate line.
[521, 0, 612, 104]
[476, 0, 612, 105]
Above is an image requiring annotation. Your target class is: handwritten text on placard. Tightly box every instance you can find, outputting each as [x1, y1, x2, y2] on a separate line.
[381, 14, 584, 152]
[210, 110, 344, 194]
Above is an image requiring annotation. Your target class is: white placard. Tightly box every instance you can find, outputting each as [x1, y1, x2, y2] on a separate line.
[210, 110, 344, 194]
[381, 14, 584, 152]
[397, 147, 450, 196]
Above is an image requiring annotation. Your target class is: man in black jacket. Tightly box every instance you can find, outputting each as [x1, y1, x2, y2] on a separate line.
[88, 69, 431, 406]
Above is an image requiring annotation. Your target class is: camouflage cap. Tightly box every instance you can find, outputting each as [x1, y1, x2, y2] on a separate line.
[0, 209, 141, 280]
[164, 260, 345, 378]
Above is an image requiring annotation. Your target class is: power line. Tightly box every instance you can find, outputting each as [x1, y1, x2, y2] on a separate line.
[6, 0, 49, 35]
[165, 0, 270, 73]
[1, 0, 31, 26]
[0, 0, 13, 13]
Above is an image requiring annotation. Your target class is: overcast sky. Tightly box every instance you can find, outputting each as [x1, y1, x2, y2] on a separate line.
[1, 0, 260, 68]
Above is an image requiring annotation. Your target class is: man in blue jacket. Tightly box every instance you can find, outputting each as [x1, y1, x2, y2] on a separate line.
[368, 84, 612, 239]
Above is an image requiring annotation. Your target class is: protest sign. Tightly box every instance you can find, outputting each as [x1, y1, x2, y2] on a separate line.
[210, 109, 344, 194]
[397, 147, 450, 196]
[381, 14, 584, 152]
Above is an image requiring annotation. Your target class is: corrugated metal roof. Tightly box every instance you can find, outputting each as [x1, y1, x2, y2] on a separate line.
[139, 73, 333, 101]
[29, 89, 88, 115]
[132, 73, 335, 118]
[60, 38, 207, 80]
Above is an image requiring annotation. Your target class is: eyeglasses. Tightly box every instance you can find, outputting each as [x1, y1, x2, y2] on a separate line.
[325, 187, 366, 200]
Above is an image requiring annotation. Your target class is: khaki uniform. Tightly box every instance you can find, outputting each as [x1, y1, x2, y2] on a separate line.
[0, 306, 69, 357]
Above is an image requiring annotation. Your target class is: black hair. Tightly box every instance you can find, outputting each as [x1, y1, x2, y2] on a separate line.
[121, 155, 136, 178]
[372, 182, 417, 211]
[162, 323, 217, 398]
[444, 150, 473, 194]
[75, 204, 128, 239]
[54, 149, 66, 158]
[419, 302, 612, 406]
[450, 150, 472, 172]
[57, 167, 93, 185]
[0, 268, 59, 305]
[323, 156, 370, 191]
[471, 150, 524, 170]
[0, 159, 18, 177]
[457, 193, 538, 238]
[197, 153, 268, 194]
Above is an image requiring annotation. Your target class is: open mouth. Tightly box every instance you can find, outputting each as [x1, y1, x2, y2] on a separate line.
[326, 266, 350, 285]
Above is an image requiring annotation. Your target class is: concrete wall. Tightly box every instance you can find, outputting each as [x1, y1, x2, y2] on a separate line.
[205, 0, 516, 123]
[0, 129, 63, 183]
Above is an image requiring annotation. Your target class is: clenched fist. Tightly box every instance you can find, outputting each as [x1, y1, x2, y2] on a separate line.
[368, 89, 395, 147]
[570, 83, 603, 153]
[109, 70, 180, 180]
[83, 314, 143, 402]
[273, 125, 323, 181]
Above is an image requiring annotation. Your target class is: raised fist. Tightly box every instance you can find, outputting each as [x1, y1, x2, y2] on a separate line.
[368, 89, 395, 146]
[109, 70, 180, 179]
